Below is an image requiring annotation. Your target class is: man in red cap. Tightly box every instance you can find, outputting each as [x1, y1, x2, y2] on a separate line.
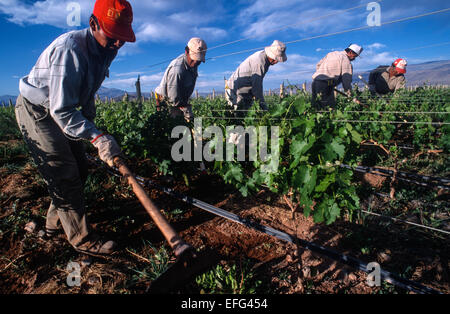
[368, 58, 407, 95]
[15, 0, 135, 256]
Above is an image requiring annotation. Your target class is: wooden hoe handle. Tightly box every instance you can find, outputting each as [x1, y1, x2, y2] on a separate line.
[113, 157, 191, 256]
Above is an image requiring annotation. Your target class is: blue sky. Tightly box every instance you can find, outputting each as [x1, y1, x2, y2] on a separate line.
[0, 0, 449, 95]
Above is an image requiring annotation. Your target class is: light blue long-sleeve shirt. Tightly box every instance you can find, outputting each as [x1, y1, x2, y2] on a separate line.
[19, 28, 116, 141]
[155, 54, 198, 107]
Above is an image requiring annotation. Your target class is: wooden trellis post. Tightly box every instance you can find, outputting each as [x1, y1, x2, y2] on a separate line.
[212, 89, 215, 100]
[135, 75, 142, 104]
[280, 83, 285, 98]
[196, 90, 199, 99]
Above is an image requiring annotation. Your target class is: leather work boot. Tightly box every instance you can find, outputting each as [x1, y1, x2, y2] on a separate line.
[75, 235, 118, 257]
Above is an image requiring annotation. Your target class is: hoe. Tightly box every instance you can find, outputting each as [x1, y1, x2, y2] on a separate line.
[114, 156, 219, 293]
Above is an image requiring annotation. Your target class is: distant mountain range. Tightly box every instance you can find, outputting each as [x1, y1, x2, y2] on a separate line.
[0, 95, 17, 106]
[2, 60, 449, 105]
[281, 60, 450, 92]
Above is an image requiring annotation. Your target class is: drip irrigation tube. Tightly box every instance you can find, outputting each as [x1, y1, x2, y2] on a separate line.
[87, 155, 442, 294]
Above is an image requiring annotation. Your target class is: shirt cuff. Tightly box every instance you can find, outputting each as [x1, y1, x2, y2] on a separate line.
[90, 130, 104, 143]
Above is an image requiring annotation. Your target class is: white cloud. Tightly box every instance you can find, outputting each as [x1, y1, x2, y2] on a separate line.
[352, 42, 396, 69]
[136, 22, 182, 42]
[0, 0, 228, 46]
[0, 0, 93, 28]
[238, 3, 366, 40]
[195, 79, 227, 91]
[367, 43, 386, 50]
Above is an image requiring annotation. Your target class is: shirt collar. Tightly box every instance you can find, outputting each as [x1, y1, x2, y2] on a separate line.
[182, 53, 198, 73]
[87, 28, 118, 61]
[87, 28, 101, 56]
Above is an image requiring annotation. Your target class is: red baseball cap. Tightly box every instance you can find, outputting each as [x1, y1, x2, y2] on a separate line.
[393, 58, 407, 74]
[93, 0, 135, 43]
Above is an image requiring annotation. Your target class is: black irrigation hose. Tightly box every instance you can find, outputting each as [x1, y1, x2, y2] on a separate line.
[86, 155, 442, 294]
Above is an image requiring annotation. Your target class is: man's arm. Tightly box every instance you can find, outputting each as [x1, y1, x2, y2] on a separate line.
[394, 76, 406, 92]
[48, 47, 102, 141]
[165, 69, 186, 107]
[251, 73, 266, 109]
[341, 58, 353, 92]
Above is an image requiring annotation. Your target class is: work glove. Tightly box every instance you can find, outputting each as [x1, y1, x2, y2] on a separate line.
[91, 134, 122, 167]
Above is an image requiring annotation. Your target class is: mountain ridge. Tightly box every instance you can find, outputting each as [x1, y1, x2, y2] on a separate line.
[2, 59, 449, 105]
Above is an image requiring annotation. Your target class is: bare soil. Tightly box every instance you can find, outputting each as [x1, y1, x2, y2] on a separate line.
[0, 160, 448, 294]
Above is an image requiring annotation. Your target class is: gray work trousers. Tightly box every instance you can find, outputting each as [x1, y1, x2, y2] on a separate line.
[311, 79, 336, 109]
[15, 95, 91, 248]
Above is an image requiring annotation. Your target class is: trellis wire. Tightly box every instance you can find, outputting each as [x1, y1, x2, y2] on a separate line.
[86, 155, 442, 294]
[360, 210, 450, 235]
[197, 116, 449, 126]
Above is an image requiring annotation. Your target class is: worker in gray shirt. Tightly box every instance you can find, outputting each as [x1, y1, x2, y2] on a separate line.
[369, 58, 407, 95]
[15, 0, 135, 257]
[312, 44, 363, 109]
[155, 37, 207, 122]
[225, 40, 287, 114]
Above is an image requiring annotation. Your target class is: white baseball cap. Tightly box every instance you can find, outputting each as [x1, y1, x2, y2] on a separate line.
[265, 40, 287, 63]
[187, 37, 207, 62]
[347, 44, 363, 56]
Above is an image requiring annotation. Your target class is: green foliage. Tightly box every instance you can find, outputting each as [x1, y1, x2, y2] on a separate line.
[196, 94, 362, 224]
[95, 100, 197, 177]
[75, 87, 450, 224]
[128, 241, 171, 283]
[0, 106, 21, 140]
[336, 86, 449, 150]
[194, 260, 262, 294]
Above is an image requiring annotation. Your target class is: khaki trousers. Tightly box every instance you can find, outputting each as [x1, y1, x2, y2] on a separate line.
[15, 95, 91, 248]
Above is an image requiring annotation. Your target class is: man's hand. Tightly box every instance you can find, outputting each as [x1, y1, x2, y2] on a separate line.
[352, 98, 361, 105]
[92, 134, 122, 167]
